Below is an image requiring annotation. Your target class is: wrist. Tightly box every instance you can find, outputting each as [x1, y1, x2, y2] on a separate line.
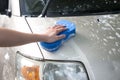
[33, 33, 48, 42]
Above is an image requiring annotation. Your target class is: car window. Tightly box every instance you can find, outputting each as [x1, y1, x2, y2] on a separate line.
[20, 0, 46, 16]
[0, 0, 8, 14]
[20, 0, 120, 17]
[46, 0, 120, 17]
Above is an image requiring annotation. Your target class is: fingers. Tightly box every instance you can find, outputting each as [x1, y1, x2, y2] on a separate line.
[45, 25, 67, 42]
[54, 25, 67, 40]
[54, 25, 67, 34]
[53, 25, 65, 29]
[56, 28, 67, 34]
[56, 34, 66, 41]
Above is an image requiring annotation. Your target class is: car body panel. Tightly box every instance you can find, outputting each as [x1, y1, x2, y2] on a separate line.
[0, 0, 120, 80]
[0, 0, 44, 79]
[1, 16, 43, 59]
[10, 0, 20, 16]
[26, 14, 120, 80]
[0, 16, 43, 80]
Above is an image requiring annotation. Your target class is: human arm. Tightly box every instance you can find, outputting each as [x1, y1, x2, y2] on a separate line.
[0, 25, 66, 47]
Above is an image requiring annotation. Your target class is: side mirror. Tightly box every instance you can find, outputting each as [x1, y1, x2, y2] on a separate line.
[6, 9, 11, 17]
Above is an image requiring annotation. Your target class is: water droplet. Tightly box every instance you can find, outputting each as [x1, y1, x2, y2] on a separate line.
[105, 23, 111, 27]
[106, 1, 108, 4]
[107, 36, 116, 39]
[115, 42, 119, 47]
[109, 50, 112, 55]
[116, 28, 120, 30]
[4, 53, 9, 60]
[115, 32, 120, 38]
[112, 48, 116, 55]
[103, 43, 107, 46]
[114, 0, 117, 3]
[103, 38, 108, 42]
[109, 25, 115, 31]
[101, 27, 111, 30]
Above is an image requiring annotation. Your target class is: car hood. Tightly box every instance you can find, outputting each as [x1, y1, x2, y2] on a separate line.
[26, 14, 120, 80]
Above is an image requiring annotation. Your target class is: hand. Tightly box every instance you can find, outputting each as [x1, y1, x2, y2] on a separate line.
[43, 25, 67, 43]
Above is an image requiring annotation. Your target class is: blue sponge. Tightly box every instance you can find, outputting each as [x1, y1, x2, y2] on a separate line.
[40, 20, 76, 52]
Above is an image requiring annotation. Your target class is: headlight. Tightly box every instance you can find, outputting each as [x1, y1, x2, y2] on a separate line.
[43, 61, 89, 80]
[16, 52, 89, 80]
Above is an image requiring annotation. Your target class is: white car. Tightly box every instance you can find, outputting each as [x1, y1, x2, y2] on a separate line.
[0, 0, 120, 80]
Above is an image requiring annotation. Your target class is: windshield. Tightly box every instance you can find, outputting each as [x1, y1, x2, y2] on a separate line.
[47, 0, 120, 17]
[20, 0, 46, 16]
[20, 0, 120, 17]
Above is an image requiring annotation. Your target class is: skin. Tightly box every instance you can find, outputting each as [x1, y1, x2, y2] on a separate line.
[0, 25, 66, 47]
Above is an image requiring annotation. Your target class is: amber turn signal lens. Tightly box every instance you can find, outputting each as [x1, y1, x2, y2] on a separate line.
[21, 65, 40, 80]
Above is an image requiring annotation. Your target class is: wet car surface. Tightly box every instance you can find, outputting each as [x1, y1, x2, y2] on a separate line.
[26, 14, 120, 80]
[0, 0, 120, 80]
